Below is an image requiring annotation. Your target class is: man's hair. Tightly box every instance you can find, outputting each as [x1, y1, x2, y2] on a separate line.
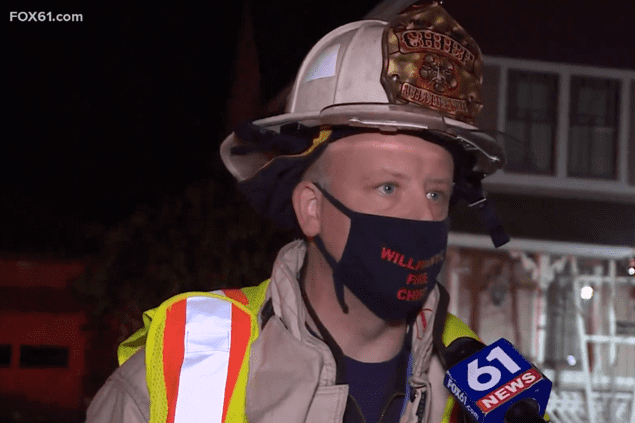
[300, 148, 331, 189]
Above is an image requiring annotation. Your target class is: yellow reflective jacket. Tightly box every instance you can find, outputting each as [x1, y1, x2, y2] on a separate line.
[115, 241, 546, 423]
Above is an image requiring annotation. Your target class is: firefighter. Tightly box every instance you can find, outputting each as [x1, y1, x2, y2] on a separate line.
[87, 3, 520, 422]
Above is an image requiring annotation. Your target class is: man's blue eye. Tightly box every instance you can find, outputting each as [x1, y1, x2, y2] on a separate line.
[427, 191, 450, 202]
[379, 183, 396, 194]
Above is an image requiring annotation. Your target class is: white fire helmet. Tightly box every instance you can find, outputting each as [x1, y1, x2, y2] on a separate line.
[220, 2, 508, 245]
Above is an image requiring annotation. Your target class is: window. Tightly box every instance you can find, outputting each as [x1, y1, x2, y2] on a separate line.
[20, 345, 69, 368]
[0, 345, 11, 367]
[568, 76, 620, 179]
[505, 70, 559, 175]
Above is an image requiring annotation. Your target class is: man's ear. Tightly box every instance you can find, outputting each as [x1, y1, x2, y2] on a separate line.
[292, 181, 321, 237]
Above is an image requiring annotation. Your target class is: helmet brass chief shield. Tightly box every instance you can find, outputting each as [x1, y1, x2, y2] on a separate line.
[381, 2, 483, 124]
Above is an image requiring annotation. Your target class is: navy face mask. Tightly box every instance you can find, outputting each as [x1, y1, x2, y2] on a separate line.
[312, 184, 448, 321]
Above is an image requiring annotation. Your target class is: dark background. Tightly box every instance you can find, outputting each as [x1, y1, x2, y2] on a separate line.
[5, 0, 634, 256]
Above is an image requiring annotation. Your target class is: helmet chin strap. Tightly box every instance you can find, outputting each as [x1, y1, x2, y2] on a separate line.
[453, 177, 510, 248]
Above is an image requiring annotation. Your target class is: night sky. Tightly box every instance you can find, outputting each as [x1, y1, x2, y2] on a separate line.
[5, 0, 634, 255]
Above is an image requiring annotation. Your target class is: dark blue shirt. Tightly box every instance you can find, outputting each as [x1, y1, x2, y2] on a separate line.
[345, 345, 409, 423]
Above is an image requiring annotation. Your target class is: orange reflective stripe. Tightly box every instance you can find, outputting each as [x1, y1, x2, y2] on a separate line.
[163, 299, 187, 423]
[222, 288, 249, 306]
[222, 303, 252, 421]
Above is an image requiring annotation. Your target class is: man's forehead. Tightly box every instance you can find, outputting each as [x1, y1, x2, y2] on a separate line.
[319, 131, 455, 181]
[324, 131, 454, 160]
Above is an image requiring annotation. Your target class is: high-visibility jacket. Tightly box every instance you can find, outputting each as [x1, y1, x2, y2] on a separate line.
[117, 280, 475, 422]
[90, 241, 481, 423]
[89, 241, 550, 423]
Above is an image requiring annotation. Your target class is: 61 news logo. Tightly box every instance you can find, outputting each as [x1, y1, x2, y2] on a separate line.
[444, 339, 552, 422]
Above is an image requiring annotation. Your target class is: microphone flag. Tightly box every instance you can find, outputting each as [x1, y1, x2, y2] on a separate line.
[443, 338, 552, 422]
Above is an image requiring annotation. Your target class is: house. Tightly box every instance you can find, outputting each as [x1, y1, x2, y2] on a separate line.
[443, 53, 635, 423]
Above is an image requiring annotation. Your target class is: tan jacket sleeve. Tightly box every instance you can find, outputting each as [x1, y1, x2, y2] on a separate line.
[86, 350, 150, 423]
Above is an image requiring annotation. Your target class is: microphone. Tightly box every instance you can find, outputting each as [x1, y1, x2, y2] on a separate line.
[443, 338, 551, 423]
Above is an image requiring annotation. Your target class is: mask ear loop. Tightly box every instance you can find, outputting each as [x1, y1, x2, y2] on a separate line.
[312, 183, 355, 218]
[311, 183, 353, 313]
[312, 236, 349, 314]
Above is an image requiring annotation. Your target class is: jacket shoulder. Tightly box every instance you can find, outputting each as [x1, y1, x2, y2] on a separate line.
[118, 280, 271, 365]
[87, 349, 149, 423]
[442, 313, 479, 347]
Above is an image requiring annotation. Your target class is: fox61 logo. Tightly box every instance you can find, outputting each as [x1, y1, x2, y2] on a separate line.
[10, 12, 83, 22]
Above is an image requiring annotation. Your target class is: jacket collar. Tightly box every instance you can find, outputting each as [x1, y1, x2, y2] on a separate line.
[247, 240, 443, 423]
[265, 239, 442, 376]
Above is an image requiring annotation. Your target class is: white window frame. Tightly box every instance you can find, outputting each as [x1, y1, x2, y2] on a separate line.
[482, 56, 635, 203]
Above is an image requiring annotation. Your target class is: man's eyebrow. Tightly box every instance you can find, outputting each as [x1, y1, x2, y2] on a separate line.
[426, 178, 454, 185]
[360, 168, 412, 180]
[379, 168, 411, 179]
[362, 170, 454, 185]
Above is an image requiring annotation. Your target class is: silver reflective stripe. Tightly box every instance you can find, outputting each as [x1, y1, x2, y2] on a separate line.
[174, 296, 232, 423]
